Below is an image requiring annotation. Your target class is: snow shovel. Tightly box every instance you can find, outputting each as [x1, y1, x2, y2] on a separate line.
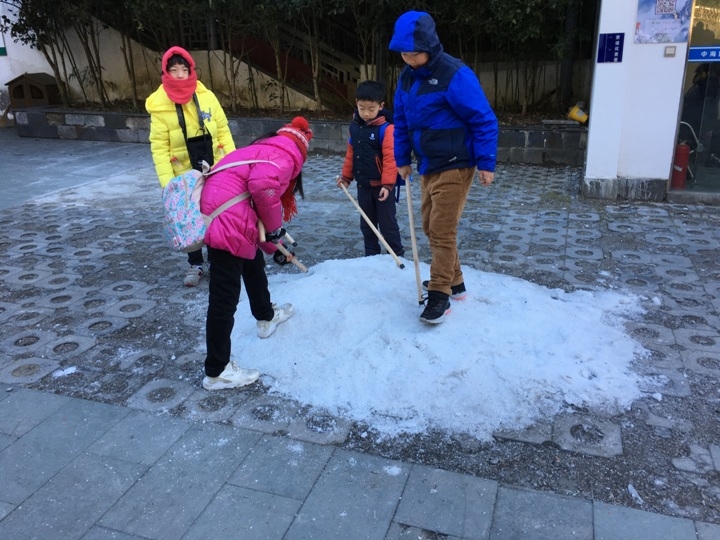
[405, 175, 424, 305]
[339, 180, 405, 269]
[257, 220, 308, 273]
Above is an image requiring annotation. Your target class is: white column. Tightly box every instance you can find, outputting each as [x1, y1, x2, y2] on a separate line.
[584, 0, 688, 199]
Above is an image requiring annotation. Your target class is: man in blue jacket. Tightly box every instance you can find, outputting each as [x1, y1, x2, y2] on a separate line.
[390, 10, 498, 324]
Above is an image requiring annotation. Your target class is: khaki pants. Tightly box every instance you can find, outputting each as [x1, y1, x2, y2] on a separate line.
[420, 167, 474, 296]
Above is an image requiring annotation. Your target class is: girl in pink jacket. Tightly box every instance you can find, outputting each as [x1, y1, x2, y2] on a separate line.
[200, 117, 313, 391]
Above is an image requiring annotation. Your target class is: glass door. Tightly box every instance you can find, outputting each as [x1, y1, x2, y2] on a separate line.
[678, 2, 720, 192]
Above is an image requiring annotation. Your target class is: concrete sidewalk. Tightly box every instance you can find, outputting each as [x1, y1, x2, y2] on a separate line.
[1, 127, 720, 539]
[0, 387, 713, 540]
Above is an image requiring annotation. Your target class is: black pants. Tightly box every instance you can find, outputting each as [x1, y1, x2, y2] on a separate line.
[204, 247, 274, 377]
[187, 248, 204, 267]
[357, 186, 404, 257]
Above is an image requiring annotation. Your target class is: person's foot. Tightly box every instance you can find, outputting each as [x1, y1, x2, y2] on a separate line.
[202, 361, 260, 390]
[256, 303, 294, 338]
[419, 291, 451, 324]
[422, 280, 467, 300]
[183, 265, 204, 287]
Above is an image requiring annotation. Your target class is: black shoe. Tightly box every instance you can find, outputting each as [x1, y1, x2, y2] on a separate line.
[420, 291, 451, 324]
[421, 280, 467, 300]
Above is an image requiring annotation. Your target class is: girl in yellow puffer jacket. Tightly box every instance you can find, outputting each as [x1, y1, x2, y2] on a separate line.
[145, 46, 236, 287]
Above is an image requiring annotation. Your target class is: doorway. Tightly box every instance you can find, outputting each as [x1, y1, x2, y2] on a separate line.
[677, 3, 720, 192]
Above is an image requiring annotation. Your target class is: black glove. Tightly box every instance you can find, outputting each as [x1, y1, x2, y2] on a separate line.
[273, 247, 294, 266]
[266, 227, 286, 244]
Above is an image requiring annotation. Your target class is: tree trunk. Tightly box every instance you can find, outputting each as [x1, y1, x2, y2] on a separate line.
[558, 0, 581, 112]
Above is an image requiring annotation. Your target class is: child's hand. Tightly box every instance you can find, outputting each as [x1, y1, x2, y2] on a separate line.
[378, 187, 390, 201]
[478, 170, 494, 186]
[336, 176, 350, 189]
[397, 165, 412, 180]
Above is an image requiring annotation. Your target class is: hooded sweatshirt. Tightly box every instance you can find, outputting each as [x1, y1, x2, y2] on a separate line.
[389, 11, 498, 175]
[145, 47, 236, 187]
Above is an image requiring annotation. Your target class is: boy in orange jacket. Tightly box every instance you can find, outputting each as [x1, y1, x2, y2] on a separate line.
[337, 81, 404, 258]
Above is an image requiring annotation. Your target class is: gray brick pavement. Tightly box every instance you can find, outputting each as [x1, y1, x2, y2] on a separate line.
[1, 127, 720, 538]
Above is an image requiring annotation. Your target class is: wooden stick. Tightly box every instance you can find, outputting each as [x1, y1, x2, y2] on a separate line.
[258, 220, 308, 273]
[283, 231, 298, 246]
[339, 182, 405, 269]
[405, 176, 424, 305]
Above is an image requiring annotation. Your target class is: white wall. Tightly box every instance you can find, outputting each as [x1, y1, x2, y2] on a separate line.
[585, 0, 687, 185]
[0, 9, 315, 110]
[0, 4, 53, 95]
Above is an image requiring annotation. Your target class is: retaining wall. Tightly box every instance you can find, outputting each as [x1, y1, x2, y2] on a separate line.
[12, 108, 588, 167]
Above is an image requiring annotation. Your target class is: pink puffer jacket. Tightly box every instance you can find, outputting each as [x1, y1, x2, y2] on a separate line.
[200, 136, 304, 259]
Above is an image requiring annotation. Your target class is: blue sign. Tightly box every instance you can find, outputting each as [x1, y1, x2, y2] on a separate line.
[597, 33, 624, 63]
[688, 47, 720, 62]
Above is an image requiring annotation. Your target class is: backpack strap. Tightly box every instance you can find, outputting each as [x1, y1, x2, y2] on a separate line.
[176, 93, 206, 142]
[378, 122, 388, 146]
[205, 192, 251, 223]
[201, 159, 280, 176]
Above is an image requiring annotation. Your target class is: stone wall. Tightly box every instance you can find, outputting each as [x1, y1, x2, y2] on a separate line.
[12, 108, 587, 167]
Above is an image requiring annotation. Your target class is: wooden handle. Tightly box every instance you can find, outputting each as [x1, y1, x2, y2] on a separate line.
[258, 219, 307, 272]
[339, 182, 405, 269]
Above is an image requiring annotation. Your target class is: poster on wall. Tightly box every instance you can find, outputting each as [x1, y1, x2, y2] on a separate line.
[635, 0, 692, 43]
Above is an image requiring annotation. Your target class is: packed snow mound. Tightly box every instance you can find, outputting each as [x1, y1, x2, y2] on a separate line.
[229, 256, 649, 440]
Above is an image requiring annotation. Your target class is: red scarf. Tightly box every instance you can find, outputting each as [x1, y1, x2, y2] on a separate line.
[161, 72, 197, 105]
[281, 179, 298, 221]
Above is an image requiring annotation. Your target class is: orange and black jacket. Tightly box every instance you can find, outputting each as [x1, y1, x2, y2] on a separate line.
[341, 109, 398, 190]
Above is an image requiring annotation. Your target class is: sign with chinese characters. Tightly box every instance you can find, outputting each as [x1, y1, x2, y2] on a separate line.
[597, 33, 624, 63]
[688, 47, 720, 63]
[635, 0, 691, 43]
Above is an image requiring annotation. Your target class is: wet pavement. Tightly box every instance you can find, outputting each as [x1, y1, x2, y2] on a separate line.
[1, 126, 720, 539]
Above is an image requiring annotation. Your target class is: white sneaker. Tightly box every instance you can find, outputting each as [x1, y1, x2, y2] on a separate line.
[203, 361, 260, 390]
[183, 265, 204, 287]
[256, 303, 294, 338]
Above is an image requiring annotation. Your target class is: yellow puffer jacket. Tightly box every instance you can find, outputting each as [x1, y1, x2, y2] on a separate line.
[145, 81, 236, 187]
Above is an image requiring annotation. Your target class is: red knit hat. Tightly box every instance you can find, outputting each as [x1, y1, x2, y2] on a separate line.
[277, 117, 313, 159]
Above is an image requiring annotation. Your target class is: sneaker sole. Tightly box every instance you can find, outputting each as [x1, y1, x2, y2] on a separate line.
[419, 307, 451, 325]
[203, 377, 258, 390]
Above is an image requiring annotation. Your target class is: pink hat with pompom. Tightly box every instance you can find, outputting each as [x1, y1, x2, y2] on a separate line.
[277, 116, 313, 159]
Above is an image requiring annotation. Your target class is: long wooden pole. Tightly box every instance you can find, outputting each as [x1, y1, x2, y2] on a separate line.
[339, 182, 405, 269]
[405, 176, 424, 305]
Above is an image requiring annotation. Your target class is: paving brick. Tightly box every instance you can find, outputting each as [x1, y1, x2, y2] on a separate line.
[284, 449, 409, 540]
[99, 423, 261, 539]
[182, 484, 301, 539]
[394, 464, 497, 539]
[87, 409, 191, 466]
[0, 398, 127, 504]
[228, 434, 334, 501]
[0, 388, 69, 437]
[490, 486, 593, 540]
[0, 453, 145, 539]
[594, 501, 697, 540]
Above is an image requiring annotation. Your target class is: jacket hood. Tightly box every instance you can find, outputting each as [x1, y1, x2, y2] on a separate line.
[388, 11, 443, 59]
[161, 46, 195, 74]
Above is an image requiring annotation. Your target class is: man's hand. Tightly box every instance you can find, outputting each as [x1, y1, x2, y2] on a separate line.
[378, 187, 390, 201]
[336, 176, 350, 189]
[478, 170, 494, 186]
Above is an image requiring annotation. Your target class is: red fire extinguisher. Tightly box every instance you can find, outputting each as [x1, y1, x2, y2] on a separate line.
[671, 142, 690, 190]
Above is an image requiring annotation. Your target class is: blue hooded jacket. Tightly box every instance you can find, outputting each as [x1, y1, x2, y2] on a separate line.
[389, 11, 498, 174]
